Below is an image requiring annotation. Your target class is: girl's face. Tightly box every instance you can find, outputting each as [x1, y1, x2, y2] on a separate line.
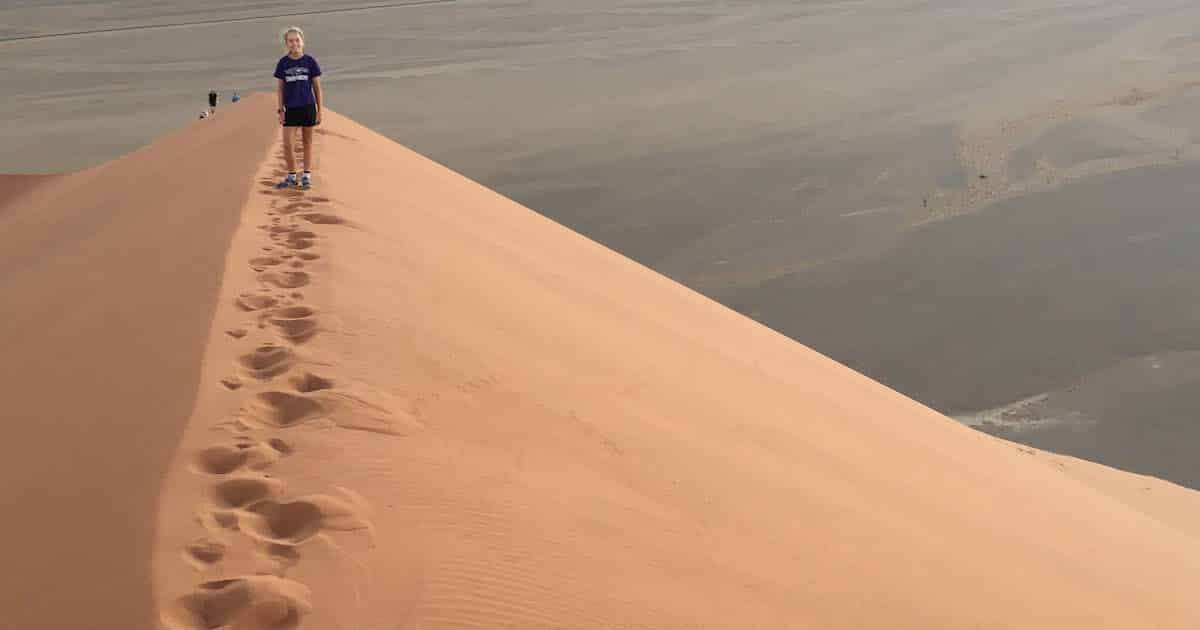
[285, 32, 304, 55]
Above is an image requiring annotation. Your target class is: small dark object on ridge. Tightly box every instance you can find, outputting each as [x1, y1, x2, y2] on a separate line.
[978, 174, 988, 180]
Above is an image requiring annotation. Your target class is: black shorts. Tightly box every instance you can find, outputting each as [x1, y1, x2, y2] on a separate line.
[283, 104, 317, 127]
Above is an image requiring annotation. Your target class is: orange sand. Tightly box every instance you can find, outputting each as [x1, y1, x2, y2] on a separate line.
[3, 93, 1200, 629]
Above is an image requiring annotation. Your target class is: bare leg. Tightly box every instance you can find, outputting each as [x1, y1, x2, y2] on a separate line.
[282, 127, 296, 172]
[302, 126, 315, 172]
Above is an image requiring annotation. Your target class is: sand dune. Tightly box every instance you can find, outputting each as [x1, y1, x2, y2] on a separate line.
[4, 93, 1200, 628]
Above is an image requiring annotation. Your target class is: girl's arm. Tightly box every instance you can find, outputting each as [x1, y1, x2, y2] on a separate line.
[277, 79, 286, 123]
[312, 77, 323, 124]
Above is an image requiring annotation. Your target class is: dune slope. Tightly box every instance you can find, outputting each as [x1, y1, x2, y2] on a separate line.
[153, 102, 1200, 629]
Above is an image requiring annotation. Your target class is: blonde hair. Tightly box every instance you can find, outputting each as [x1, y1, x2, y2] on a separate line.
[281, 26, 305, 48]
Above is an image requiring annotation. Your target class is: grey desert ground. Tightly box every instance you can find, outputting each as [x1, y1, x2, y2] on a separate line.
[7, 1, 1200, 628]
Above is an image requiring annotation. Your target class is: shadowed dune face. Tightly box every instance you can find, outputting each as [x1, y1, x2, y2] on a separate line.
[0, 94, 277, 629]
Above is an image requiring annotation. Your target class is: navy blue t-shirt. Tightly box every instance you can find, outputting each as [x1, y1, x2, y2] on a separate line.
[274, 54, 322, 108]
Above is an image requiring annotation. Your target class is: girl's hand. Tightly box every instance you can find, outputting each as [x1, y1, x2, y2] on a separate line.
[315, 108, 322, 126]
[278, 108, 285, 125]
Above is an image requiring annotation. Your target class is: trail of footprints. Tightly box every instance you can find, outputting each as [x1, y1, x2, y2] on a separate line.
[166, 151, 369, 630]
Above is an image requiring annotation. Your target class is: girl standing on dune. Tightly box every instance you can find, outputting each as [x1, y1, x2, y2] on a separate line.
[274, 26, 323, 190]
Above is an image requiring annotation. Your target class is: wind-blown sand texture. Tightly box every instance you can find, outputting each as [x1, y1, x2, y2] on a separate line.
[3, 94, 1200, 628]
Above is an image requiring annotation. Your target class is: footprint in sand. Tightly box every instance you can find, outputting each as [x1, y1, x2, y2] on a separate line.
[238, 492, 371, 546]
[200, 510, 239, 533]
[267, 306, 319, 344]
[259, 270, 310, 289]
[211, 476, 284, 509]
[229, 388, 405, 439]
[249, 256, 283, 271]
[280, 201, 315, 214]
[220, 376, 243, 391]
[262, 544, 301, 573]
[237, 344, 295, 380]
[240, 382, 415, 436]
[225, 328, 248, 339]
[163, 575, 312, 630]
[235, 294, 278, 312]
[265, 437, 294, 456]
[299, 212, 345, 225]
[290, 372, 333, 393]
[193, 438, 291, 475]
[183, 537, 227, 569]
[282, 230, 317, 240]
[274, 231, 316, 251]
[241, 391, 326, 429]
